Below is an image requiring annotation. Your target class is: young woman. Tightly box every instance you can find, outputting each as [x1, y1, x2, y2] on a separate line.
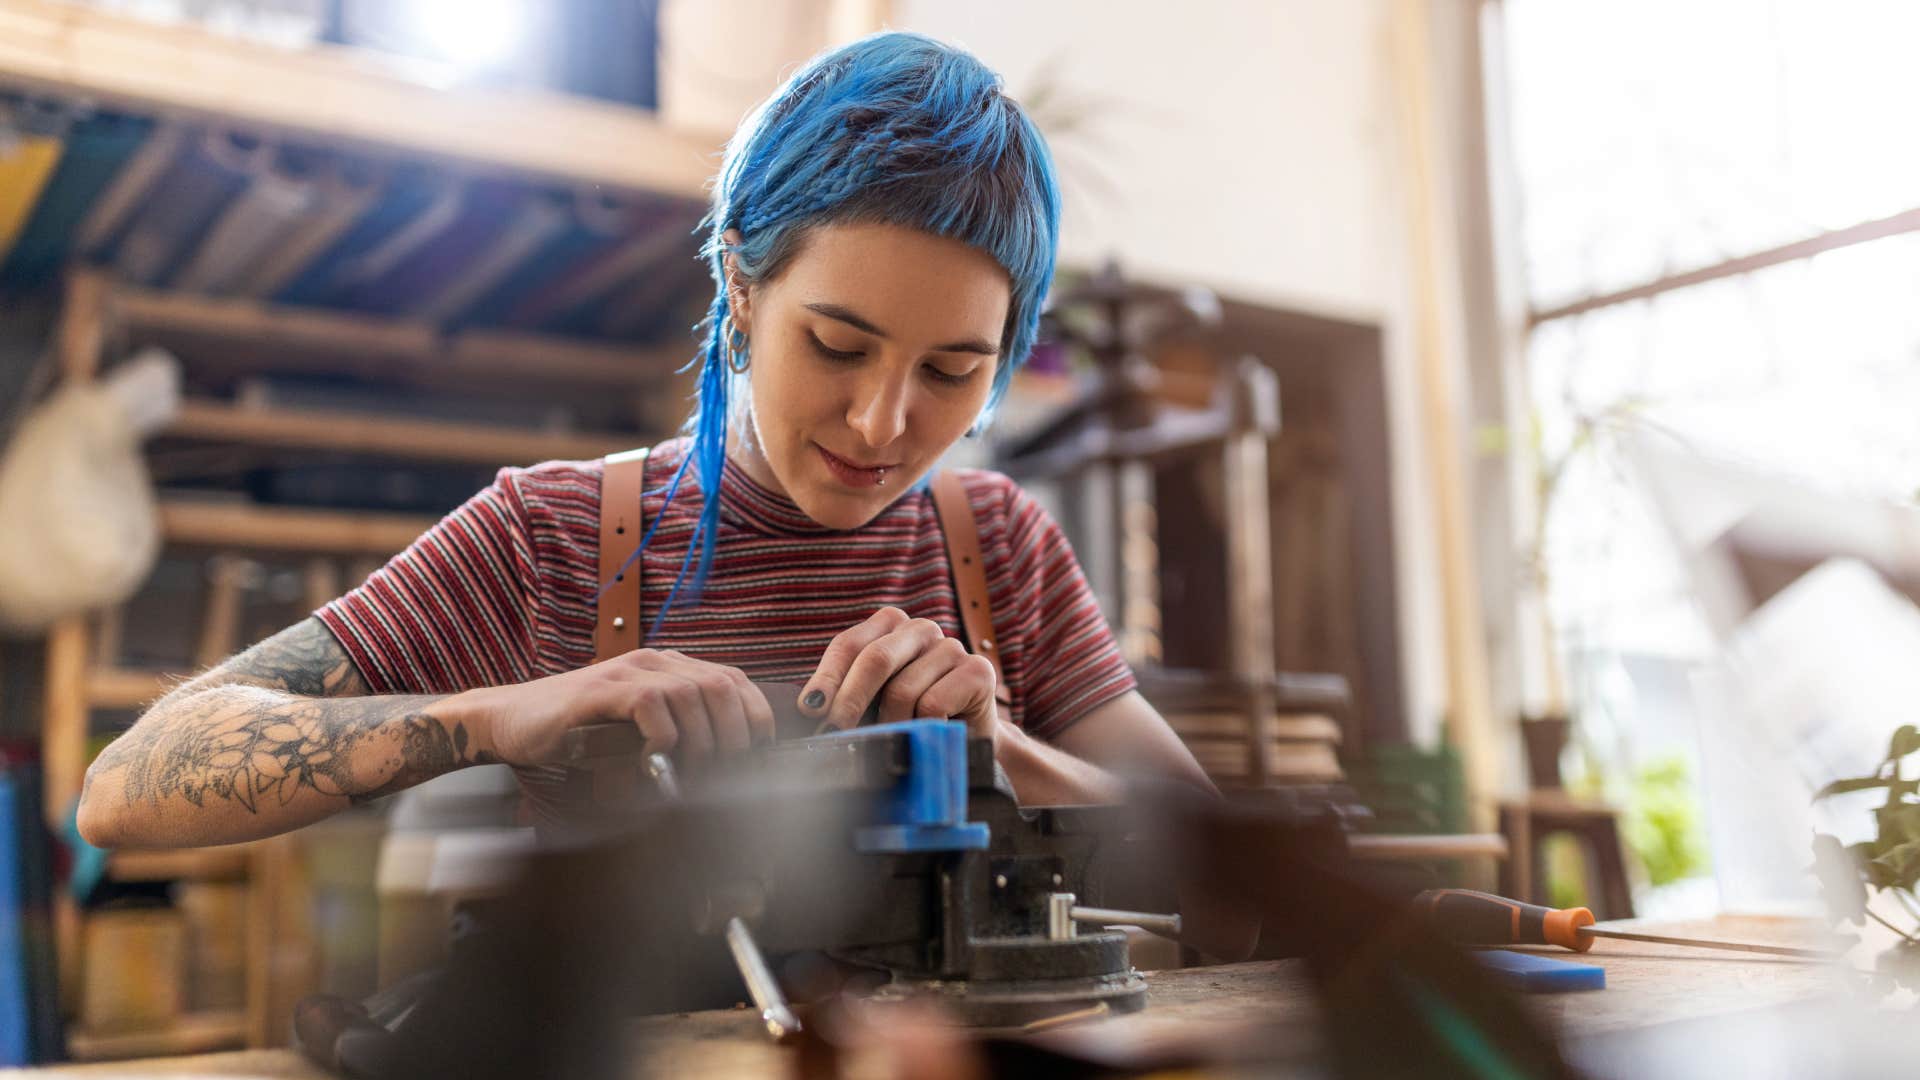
[77, 32, 1213, 849]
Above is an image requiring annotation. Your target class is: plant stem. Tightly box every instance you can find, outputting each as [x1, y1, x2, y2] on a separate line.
[1865, 906, 1919, 945]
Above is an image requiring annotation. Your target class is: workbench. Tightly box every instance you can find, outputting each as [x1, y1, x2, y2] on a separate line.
[22, 917, 1846, 1078]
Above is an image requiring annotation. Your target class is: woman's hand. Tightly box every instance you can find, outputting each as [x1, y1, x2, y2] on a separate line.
[460, 649, 774, 767]
[800, 607, 999, 741]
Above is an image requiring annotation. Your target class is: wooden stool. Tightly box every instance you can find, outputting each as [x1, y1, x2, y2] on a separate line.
[1497, 793, 1635, 920]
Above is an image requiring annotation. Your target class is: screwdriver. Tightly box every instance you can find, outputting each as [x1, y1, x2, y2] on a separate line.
[1411, 889, 1836, 961]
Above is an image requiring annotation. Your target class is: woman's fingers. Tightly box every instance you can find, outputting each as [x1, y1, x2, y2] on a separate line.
[915, 654, 1000, 736]
[825, 617, 946, 731]
[876, 637, 969, 724]
[723, 665, 777, 746]
[802, 607, 910, 721]
[654, 669, 717, 760]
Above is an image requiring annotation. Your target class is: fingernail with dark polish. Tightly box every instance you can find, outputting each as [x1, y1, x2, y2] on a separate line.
[814, 720, 841, 736]
[803, 689, 826, 711]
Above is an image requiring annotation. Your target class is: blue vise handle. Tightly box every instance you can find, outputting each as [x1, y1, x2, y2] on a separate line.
[812, 720, 990, 854]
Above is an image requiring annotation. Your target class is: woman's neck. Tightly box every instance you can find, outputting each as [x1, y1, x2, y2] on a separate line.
[724, 424, 788, 501]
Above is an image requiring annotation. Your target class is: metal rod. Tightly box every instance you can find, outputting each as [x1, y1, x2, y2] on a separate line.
[1577, 927, 1834, 961]
[1069, 904, 1183, 940]
[724, 917, 801, 1042]
[1047, 892, 1078, 941]
[646, 752, 680, 799]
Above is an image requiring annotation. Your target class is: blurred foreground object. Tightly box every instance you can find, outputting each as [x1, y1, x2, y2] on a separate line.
[0, 347, 178, 633]
[293, 719, 1578, 1079]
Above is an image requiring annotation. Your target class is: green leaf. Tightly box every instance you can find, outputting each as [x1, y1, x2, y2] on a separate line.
[1815, 776, 1893, 802]
[1888, 725, 1920, 764]
[1872, 839, 1920, 892]
[1879, 804, 1920, 847]
[1851, 841, 1900, 889]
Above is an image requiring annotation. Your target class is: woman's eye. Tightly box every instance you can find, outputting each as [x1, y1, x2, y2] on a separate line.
[924, 365, 975, 387]
[807, 333, 863, 362]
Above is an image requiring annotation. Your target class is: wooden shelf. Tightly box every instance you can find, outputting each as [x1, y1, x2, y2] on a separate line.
[113, 285, 688, 390]
[66, 1009, 248, 1061]
[109, 847, 252, 883]
[0, 0, 721, 197]
[165, 398, 636, 466]
[159, 499, 436, 554]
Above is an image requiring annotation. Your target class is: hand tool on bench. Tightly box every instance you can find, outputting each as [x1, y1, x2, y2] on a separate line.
[1414, 889, 1838, 960]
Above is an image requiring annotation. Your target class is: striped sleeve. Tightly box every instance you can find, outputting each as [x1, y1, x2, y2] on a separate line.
[984, 476, 1137, 741]
[315, 467, 541, 695]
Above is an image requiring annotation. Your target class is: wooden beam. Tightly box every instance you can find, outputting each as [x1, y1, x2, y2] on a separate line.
[0, 0, 722, 198]
[158, 501, 435, 555]
[42, 616, 88, 829]
[109, 285, 683, 387]
[1391, 0, 1500, 829]
[113, 286, 435, 362]
[66, 1010, 246, 1061]
[59, 269, 108, 382]
[165, 398, 636, 466]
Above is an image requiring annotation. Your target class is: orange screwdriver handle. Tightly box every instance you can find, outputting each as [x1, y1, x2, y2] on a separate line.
[1412, 889, 1596, 952]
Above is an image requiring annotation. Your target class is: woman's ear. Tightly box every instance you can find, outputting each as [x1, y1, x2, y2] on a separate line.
[722, 228, 750, 334]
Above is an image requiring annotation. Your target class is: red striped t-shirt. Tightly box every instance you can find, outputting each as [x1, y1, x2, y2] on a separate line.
[316, 437, 1135, 820]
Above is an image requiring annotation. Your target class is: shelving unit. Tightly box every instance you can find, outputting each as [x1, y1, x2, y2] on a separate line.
[39, 260, 688, 1056]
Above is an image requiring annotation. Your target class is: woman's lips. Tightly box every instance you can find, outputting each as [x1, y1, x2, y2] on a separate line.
[815, 443, 895, 488]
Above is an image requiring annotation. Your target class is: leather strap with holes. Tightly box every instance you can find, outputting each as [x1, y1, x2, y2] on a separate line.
[595, 448, 650, 663]
[930, 470, 1013, 709]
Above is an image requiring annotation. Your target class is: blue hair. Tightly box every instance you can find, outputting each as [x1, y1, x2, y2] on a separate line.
[633, 31, 1063, 629]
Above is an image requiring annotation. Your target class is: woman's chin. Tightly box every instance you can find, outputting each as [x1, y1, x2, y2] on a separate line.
[796, 486, 893, 531]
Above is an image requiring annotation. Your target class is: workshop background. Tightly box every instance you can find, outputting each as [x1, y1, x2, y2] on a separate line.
[0, 0, 1915, 1065]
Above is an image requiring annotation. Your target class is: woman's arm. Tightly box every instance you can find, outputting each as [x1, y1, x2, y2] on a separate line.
[1019, 690, 1217, 804]
[79, 619, 779, 850]
[76, 618, 495, 849]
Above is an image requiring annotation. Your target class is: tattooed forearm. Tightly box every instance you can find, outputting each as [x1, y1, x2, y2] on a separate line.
[97, 686, 495, 813]
[150, 617, 370, 716]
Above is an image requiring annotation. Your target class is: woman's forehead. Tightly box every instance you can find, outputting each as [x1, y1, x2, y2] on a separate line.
[773, 222, 1011, 342]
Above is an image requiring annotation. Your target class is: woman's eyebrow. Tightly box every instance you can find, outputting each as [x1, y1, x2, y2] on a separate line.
[803, 302, 998, 356]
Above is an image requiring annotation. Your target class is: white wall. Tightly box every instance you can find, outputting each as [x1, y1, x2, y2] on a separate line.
[894, 0, 1448, 745]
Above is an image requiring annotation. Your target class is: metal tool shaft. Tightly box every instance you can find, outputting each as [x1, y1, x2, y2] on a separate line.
[1067, 900, 1183, 939]
[724, 917, 801, 1042]
[1579, 926, 1834, 960]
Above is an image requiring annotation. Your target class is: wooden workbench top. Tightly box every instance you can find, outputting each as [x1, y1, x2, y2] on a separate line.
[21, 917, 1846, 1078]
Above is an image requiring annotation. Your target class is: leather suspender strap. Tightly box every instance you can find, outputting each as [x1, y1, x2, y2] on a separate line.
[929, 470, 1013, 708]
[595, 448, 650, 663]
[596, 456, 1005, 709]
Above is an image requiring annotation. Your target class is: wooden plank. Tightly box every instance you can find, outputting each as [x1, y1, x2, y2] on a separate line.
[86, 667, 171, 710]
[1346, 833, 1509, 861]
[109, 848, 250, 883]
[158, 501, 433, 555]
[32, 919, 1844, 1075]
[43, 616, 88, 829]
[1390, 0, 1498, 831]
[164, 398, 634, 466]
[113, 286, 438, 363]
[195, 555, 252, 669]
[0, 0, 721, 198]
[66, 1009, 247, 1061]
[1164, 711, 1341, 743]
[110, 284, 683, 388]
[60, 268, 108, 382]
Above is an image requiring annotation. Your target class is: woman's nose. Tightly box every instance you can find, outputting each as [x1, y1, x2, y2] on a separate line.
[846, 371, 910, 448]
